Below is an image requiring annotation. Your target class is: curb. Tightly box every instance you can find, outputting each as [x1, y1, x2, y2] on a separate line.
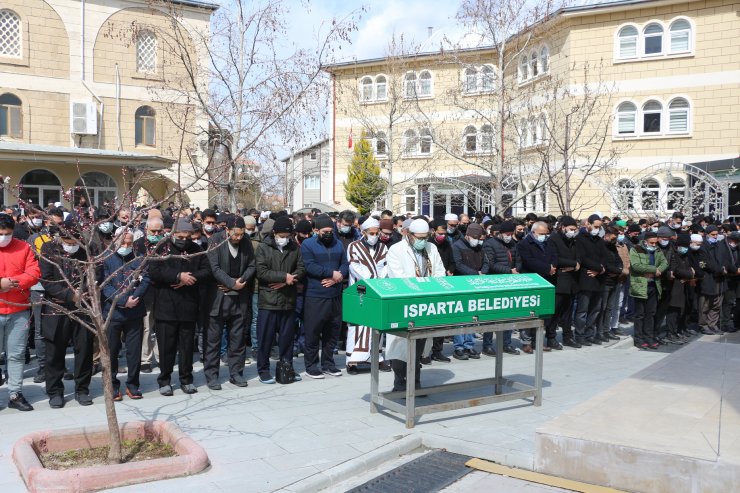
[283, 434, 423, 493]
[421, 434, 534, 470]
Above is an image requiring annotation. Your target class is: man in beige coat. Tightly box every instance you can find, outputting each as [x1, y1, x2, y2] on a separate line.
[385, 218, 445, 392]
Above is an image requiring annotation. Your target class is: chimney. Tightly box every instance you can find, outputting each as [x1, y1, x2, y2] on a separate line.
[428, 26, 434, 38]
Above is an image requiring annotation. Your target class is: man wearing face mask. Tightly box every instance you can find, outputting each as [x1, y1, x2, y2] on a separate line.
[386, 218, 445, 392]
[346, 218, 390, 374]
[12, 207, 42, 241]
[101, 229, 150, 400]
[0, 213, 40, 411]
[629, 232, 668, 349]
[134, 216, 166, 373]
[148, 219, 212, 396]
[513, 222, 527, 242]
[201, 209, 220, 243]
[445, 213, 462, 244]
[335, 210, 361, 251]
[720, 229, 740, 333]
[424, 219, 455, 362]
[244, 214, 262, 359]
[664, 234, 696, 343]
[546, 216, 580, 349]
[204, 216, 255, 390]
[300, 214, 348, 379]
[458, 214, 471, 236]
[697, 225, 732, 335]
[481, 221, 521, 355]
[574, 214, 608, 346]
[596, 226, 624, 344]
[451, 223, 489, 360]
[653, 226, 678, 343]
[516, 221, 557, 353]
[378, 219, 397, 248]
[40, 217, 95, 408]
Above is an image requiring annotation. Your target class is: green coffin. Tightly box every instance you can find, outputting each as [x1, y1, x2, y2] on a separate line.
[342, 274, 555, 331]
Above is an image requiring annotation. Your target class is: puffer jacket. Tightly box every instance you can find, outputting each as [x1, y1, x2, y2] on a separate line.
[0, 238, 40, 314]
[255, 235, 306, 311]
[629, 245, 668, 299]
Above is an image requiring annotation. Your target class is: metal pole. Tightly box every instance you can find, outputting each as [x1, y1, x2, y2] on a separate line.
[370, 328, 379, 414]
[534, 320, 544, 406]
[406, 334, 416, 429]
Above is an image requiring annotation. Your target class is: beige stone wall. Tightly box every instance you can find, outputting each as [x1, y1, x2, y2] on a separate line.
[0, 87, 69, 146]
[0, 0, 70, 79]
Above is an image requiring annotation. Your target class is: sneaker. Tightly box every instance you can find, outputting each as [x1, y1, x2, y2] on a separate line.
[503, 346, 520, 355]
[259, 375, 276, 384]
[49, 394, 65, 408]
[482, 347, 496, 357]
[140, 363, 152, 374]
[229, 375, 249, 387]
[649, 342, 660, 350]
[207, 381, 222, 391]
[181, 384, 198, 394]
[33, 371, 45, 384]
[323, 368, 342, 377]
[75, 392, 93, 406]
[9, 392, 33, 412]
[126, 387, 143, 400]
[159, 385, 174, 396]
[465, 349, 481, 359]
[305, 369, 324, 379]
[452, 349, 469, 360]
[431, 352, 451, 362]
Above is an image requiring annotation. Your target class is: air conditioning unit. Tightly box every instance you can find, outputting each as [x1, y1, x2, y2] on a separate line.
[70, 102, 98, 135]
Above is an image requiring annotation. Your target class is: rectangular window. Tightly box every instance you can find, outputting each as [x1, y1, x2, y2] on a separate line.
[644, 36, 662, 55]
[619, 38, 637, 58]
[309, 151, 317, 161]
[406, 195, 416, 212]
[0, 105, 22, 138]
[136, 117, 156, 146]
[670, 31, 689, 52]
[304, 175, 320, 190]
[669, 110, 688, 133]
[618, 113, 636, 134]
[376, 83, 387, 100]
[643, 113, 661, 133]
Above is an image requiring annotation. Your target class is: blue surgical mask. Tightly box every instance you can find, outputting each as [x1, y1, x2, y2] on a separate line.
[117, 246, 133, 257]
[536, 234, 548, 243]
[147, 234, 162, 243]
[717, 234, 726, 242]
[677, 246, 689, 255]
[339, 225, 351, 234]
[99, 222, 114, 234]
[617, 234, 625, 243]
[413, 239, 427, 251]
[707, 237, 718, 244]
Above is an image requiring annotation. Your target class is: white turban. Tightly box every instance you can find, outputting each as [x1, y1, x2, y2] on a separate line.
[361, 217, 380, 231]
[444, 213, 458, 221]
[409, 219, 430, 234]
[690, 234, 703, 243]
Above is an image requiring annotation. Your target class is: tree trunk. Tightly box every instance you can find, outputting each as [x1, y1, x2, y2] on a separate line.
[97, 326, 123, 464]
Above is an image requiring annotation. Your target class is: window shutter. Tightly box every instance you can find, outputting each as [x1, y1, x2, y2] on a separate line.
[620, 38, 637, 58]
[670, 32, 689, 52]
[618, 113, 635, 133]
[9, 105, 21, 137]
[669, 110, 688, 132]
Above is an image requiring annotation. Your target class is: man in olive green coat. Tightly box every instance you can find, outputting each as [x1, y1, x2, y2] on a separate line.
[629, 231, 668, 350]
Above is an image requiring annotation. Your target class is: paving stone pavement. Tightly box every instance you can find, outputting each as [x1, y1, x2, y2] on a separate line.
[0, 333, 673, 493]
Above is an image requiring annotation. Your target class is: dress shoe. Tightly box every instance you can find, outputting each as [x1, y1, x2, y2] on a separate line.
[113, 388, 123, 402]
[126, 387, 143, 400]
[75, 392, 93, 406]
[420, 356, 432, 365]
[482, 347, 497, 357]
[607, 333, 621, 341]
[586, 337, 602, 345]
[503, 346, 520, 355]
[452, 349, 469, 360]
[465, 349, 481, 359]
[522, 344, 533, 354]
[701, 327, 715, 335]
[563, 338, 581, 348]
[431, 352, 451, 362]
[159, 385, 174, 396]
[181, 384, 198, 394]
[347, 365, 359, 375]
[140, 363, 152, 374]
[63, 369, 74, 380]
[9, 392, 33, 411]
[611, 329, 626, 336]
[207, 382, 222, 391]
[49, 394, 65, 408]
[546, 339, 563, 350]
[33, 370, 45, 384]
[379, 361, 392, 372]
[578, 338, 592, 347]
[229, 375, 249, 387]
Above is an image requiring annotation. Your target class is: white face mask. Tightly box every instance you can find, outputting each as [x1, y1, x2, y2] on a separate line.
[275, 237, 289, 247]
[117, 246, 133, 257]
[365, 234, 379, 246]
[501, 234, 512, 244]
[689, 243, 701, 251]
[62, 243, 79, 254]
[0, 234, 12, 248]
[469, 238, 480, 248]
[565, 230, 577, 239]
[717, 234, 726, 242]
[659, 239, 670, 247]
[31, 218, 43, 227]
[204, 224, 215, 233]
[650, 227, 659, 233]
[590, 227, 600, 236]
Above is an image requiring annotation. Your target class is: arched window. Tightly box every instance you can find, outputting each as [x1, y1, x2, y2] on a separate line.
[480, 124, 494, 153]
[616, 179, 635, 209]
[669, 19, 691, 53]
[405, 187, 416, 213]
[519, 118, 529, 147]
[617, 25, 638, 58]
[667, 177, 686, 210]
[0, 93, 22, 138]
[464, 67, 477, 93]
[404, 72, 416, 98]
[418, 71, 432, 97]
[375, 75, 387, 100]
[519, 56, 529, 81]
[538, 115, 548, 144]
[530, 51, 539, 77]
[539, 46, 549, 73]
[643, 23, 664, 55]
[75, 172, 117, 208]
[0, 10, 21, 58]
[360, 76, 373, 102]
[464, 125, 477, 152]
[616, 101, 637, 135]
[641, 178, 660, 210]
[481, 66, 495, 92]
[642, 100, 662, 134]
[419, 128, 432, 154]
[528, 117, 537, 145]
[136, 30, 157, 74]
[375, 131, 387, 156]
[19, 170, 61, 208]
[668, 97, 689, 134]
[135, 106, 156, 146]
[403, 129, 418, 155]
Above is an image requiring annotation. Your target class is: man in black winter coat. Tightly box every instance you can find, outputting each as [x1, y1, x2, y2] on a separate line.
[698, 225, 733, 334]
[148, 218, 212, 396]
[547, 216, 580, 349]
[574, 214, 608, 346]
[516, 221, 557, 353]
[429, 219, 454, 362]
[596, 226, 623, 343]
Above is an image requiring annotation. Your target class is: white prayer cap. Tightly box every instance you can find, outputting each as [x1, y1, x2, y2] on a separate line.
[409, 219, 430, 234]
[54, 202, 62, 207]
[260, 211, 270, 220]
[444, 213, 458, 221]
[361, 217, 380, 231]
[370, 210, 382, 218]
[690, 234, 703, 243]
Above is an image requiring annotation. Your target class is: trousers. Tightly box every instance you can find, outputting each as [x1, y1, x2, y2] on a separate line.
[256, 309, 295, 378]
[108, 317, 144, 390]
[0, 310, 31, 393]
[633, 284, 658, 345]
[302, 296, 341, 373]
[204, 295, 249, 383]
[155, 320, 195, 387]
[43, 306, 93, 397]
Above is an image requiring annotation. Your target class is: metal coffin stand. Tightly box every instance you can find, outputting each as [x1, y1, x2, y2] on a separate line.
[370, 318, 544, 429]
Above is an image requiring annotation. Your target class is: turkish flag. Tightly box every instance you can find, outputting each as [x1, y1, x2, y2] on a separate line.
[348, 127, 353, 149]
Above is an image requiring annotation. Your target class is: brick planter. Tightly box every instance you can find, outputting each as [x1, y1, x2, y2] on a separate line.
[12, 420, 209, 493]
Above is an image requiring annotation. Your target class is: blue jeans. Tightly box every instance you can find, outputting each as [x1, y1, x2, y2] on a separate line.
[482, 329, 512, 349]
[453, 333, 475, 350]
[0, 310, 31, 393]
[251, 292, 259, 349]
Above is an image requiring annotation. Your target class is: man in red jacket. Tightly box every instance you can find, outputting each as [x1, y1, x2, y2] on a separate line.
[0, 213, 40, 411]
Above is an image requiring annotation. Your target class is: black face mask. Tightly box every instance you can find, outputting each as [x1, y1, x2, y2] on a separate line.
[320, 232, 334, 246]
[515, 231, 525, 240]
[459, 224, 469, 234]
[172, 238, 189, 251]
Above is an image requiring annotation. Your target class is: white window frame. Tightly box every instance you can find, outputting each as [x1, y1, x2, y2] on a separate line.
[642, 22, 664, 57]
[615, 19, 695, 63]
[529, 50, 539, 78]
[464, 67, 478, 94]
[136, 29, 158, 74]
[359, 76, 374, 102]
[539, 45, 550, 74]
[668, 18, 692, 54]
[403, 129, 419, 156]
[479, 124, 494, 154]
[418, 70, 433, 98]
[667, 96, 691, 135]
[303, 175, 320, 190]
[641, 99, 663, 135]
[614, 101, 638, 136]
[372, 131, 388, 157]
[519, 55, 529, 82]
[404, 72, 417, 99]
[615, 24, 639, 60]
[0, 9, 22, 59]
[375, 74, 388, 101]
[308, 151, 318, 161]
[419, 128, 432, 155]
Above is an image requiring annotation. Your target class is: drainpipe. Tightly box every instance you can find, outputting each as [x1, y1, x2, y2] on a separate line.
[115, 63, 122, 151]
[79, 0, 104, 148]
[331, 74, 336, 204]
